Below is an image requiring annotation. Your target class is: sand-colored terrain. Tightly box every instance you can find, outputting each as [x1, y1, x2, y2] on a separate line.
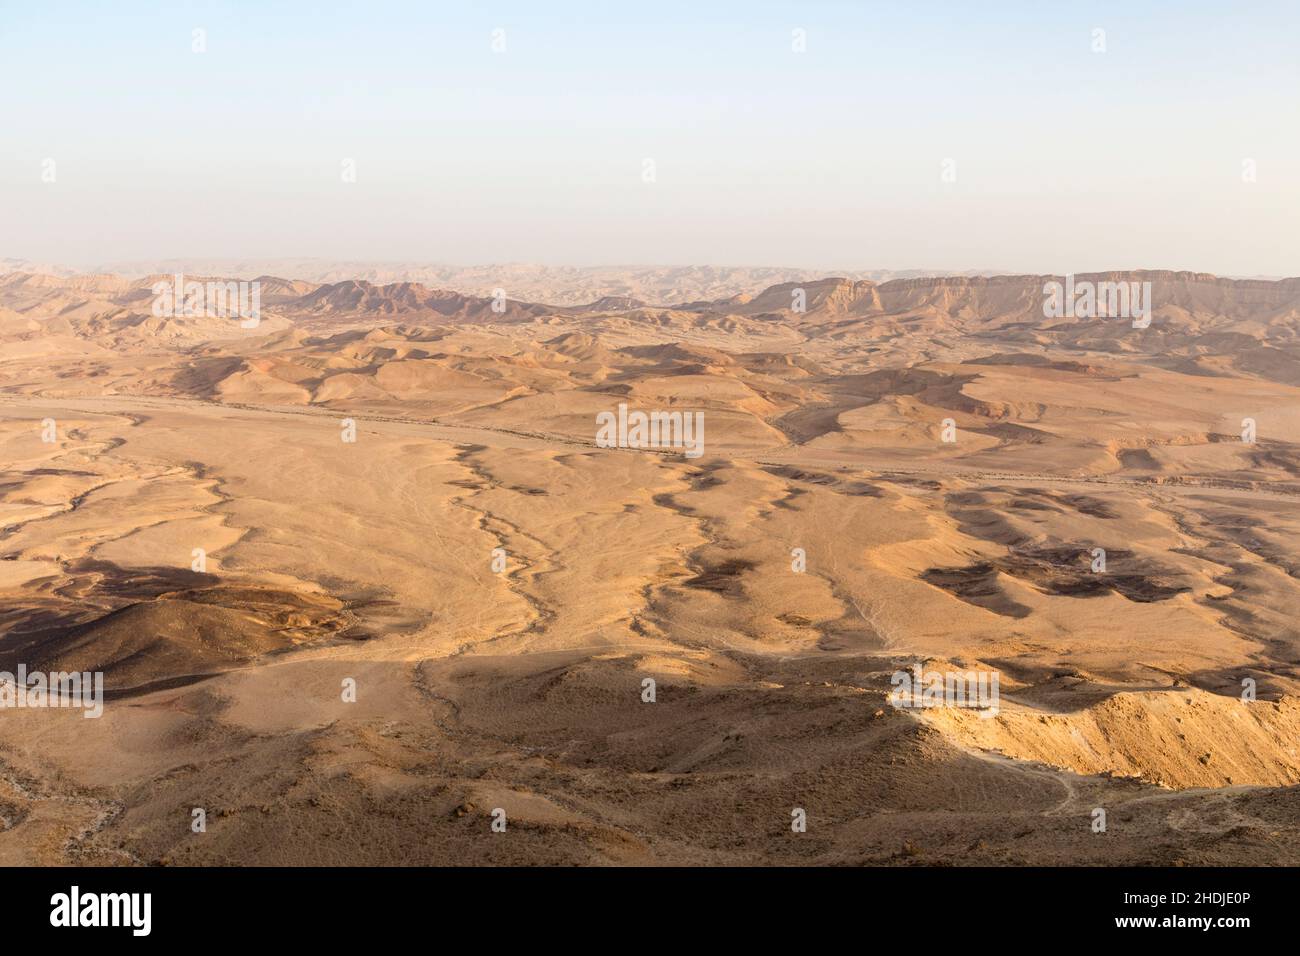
[2, 268, 1299, 865]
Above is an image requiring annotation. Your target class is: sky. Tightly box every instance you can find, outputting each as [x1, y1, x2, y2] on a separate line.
[2, 1, 1297, 275]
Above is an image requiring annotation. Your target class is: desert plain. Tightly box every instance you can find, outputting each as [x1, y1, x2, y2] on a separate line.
[2, 266, 1300, 865]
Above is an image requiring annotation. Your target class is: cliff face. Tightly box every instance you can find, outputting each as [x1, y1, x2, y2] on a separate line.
[730, 277, 881, 316]
[719, 271, 1300, 328]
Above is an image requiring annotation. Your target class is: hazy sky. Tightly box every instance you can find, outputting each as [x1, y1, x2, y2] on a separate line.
[2, 1, 1297, 275]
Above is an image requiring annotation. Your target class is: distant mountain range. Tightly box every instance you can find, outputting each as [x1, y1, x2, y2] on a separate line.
[1, 259, 1015, 306]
